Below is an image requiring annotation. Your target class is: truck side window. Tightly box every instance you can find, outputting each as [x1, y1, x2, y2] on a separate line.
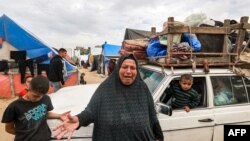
[160, 77, 206, 108]
[231, 76, 249, 103]
[139, 68, 164, 93]
[211, 76, 249, 106]
[192, 77, 206, 107]
[160, 78, 179, 104]
[243, 77, 250, 101]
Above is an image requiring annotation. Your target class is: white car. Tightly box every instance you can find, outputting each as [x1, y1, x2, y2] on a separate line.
[48, 65, 250, 141]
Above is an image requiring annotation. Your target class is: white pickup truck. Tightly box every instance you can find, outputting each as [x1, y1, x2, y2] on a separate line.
[48, 64, 250, 141]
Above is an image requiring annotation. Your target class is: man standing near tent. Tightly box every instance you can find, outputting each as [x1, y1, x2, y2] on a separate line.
[48, 48, 67, 92]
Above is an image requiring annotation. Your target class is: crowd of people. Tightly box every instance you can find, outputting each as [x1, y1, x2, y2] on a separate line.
[2, 54, 165, 141]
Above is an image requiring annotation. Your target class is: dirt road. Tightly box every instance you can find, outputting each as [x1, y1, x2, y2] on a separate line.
[0, 69, 106, 141]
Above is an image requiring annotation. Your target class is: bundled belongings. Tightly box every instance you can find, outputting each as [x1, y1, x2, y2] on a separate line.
[147, 16, 202, 62]
[234, 47, 250, 77]
[171, 42, 192, 60]
[146, 38, 167, 60]
[119, 49, 147, 60]
[120, 38, 149, 59]
[123, 39, 149, 49]
[146, 34, 201, 61]
[151, 15, 250, 67]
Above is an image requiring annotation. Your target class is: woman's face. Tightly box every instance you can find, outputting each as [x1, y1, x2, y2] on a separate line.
[119, 59, 137, 85]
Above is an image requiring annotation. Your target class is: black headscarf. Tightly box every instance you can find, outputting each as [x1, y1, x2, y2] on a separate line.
[77, 54, 163, 141]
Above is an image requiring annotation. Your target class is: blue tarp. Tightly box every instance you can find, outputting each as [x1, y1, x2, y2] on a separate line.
[102, 43, 121, 57]
[146, 34, 201, 60]
[101, 43, 121, 69]
[0, 14, 76, 72]
[146, 38, 167, 57]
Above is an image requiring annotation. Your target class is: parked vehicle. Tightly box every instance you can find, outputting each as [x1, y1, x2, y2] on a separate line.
[48, 64, 250, 141]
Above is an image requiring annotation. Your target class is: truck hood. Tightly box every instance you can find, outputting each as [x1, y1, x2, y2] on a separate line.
[48, 84, 99, 140]
[49, 84, 100, 115]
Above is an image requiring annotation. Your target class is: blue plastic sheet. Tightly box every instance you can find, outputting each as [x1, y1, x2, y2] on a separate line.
[146, 38, 167, 57]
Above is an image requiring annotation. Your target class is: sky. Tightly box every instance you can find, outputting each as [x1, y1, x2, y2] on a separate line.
[0, 0, 249, 49]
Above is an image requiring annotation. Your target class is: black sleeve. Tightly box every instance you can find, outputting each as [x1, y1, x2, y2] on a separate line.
[144, 83, 164, 141]
[1, 102, 16, 123]
[55, 59, 64, 84]
[76, 85, 103, 127]
[152, 122, 164, 141]
[76, 110, 94, 127]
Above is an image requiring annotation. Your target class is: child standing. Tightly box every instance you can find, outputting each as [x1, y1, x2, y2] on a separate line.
[1, 76, 69, 141]
[80, 73, 86, 85]
[166, 74, 200, 112]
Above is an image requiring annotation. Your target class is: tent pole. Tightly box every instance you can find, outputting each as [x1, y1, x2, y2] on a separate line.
[9, 72, 15, 97]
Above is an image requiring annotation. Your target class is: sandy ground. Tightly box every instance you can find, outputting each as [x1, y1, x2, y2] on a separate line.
[0, 68, 106, 141]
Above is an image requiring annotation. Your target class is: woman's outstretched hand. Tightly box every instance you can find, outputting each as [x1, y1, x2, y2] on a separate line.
[53, 114, 80, 140]
[59, 111, 71, 121]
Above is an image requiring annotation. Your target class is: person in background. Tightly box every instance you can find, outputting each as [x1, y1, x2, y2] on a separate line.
[79, 73, 86, 85]
[54, 54, 164, 141]
[107, 59, 116, 76]
[165, 74, 200, 112]
[212, 77, 236, 106]
[1, 76, 70, 141]
[48, 48, 67, 92]
[18, 75, 33, 97]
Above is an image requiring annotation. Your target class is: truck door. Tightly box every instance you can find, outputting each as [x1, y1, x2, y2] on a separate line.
[211, 76, 250, 141]
[157, 76, 215, 141]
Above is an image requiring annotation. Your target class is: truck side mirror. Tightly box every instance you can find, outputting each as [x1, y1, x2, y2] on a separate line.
[156, 102, 172, 116]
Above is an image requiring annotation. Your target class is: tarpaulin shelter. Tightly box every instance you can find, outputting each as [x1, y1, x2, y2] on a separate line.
[124, 28, 151, 40]
[0, 14, 76, 71]
[0, 14, 77, 97]
[98, 43, 121, 75]
[85, 47, 102, 72]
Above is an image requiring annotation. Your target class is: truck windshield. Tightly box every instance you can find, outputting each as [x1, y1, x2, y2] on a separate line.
[139, 68, 164, 93]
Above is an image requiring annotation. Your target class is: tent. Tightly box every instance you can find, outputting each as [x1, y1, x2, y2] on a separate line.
[0, 14, 76, 72]
[97, 43, 121, 75]
[124, 28, 151, 40]
[0, 14, 77, 97]
[102, 43, 121, 57]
